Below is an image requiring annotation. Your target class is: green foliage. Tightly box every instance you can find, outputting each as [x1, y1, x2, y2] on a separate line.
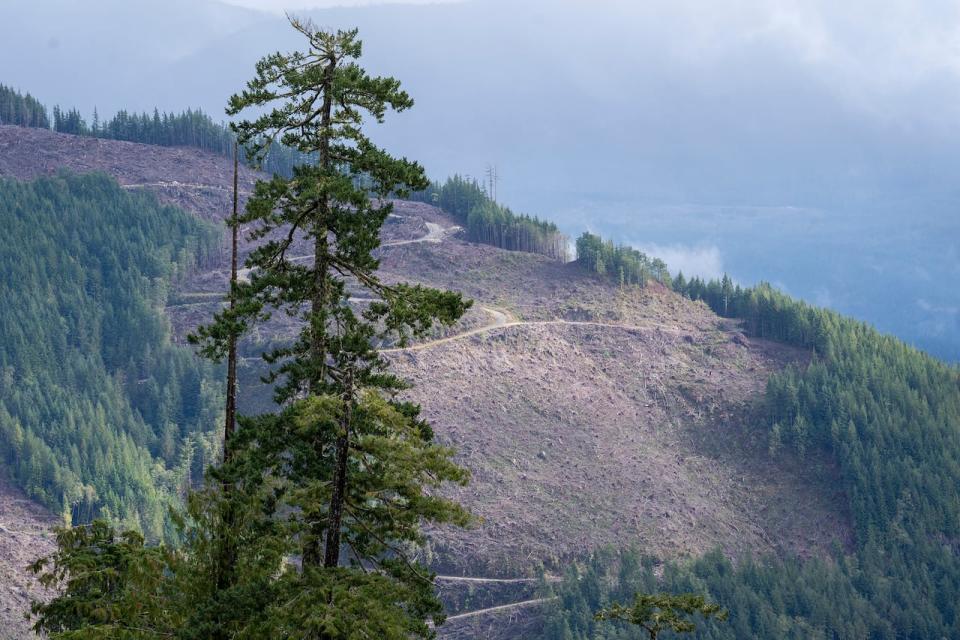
[241, 566, 442, 640]
[675, 277, 825, 348]
[30, 19, 473, 637]
[467, 200, 569, 260]
[52, 106, 89, 136]
[0, 84, 49, 128]
[545, 548, 904, 640]
[410, 175, 570, 260]
[677, 275, 960, 545]
[29, 489, 450, 639]
[234, 390, 471, 551]
[29, 521, 177, 639]
[183, 393, 470, 638]
[0, 172, 222, 538]
[575, 232, 670, 287]
[595, 592, 726, 639]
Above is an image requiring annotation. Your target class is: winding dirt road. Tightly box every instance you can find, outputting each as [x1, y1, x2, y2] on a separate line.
[237, 221, 461, 284]
[435, 575, 559, 584]
[223, 216, 686, 362]
[441, 597, 557, 623]
[121, 181, 254, 196]
[382, 306, 514, 353]
[171, 212, 621, 628]
[383, 309, 688, 354]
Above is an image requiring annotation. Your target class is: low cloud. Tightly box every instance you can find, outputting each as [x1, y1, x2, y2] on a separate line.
[638, 243, 724, 280]
[813, 287, 834, 308]
[916, 298, 960, 338]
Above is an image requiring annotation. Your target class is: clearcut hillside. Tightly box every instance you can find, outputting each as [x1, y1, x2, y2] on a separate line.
[0, 126, 851, 638]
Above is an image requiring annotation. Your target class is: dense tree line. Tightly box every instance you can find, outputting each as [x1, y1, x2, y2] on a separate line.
[50, 105, 313, 178]
[576, 232, 670, 287]
[0, 84, 49, 128]
[468, 201, 570, 259]
[0, 172, 222, 540]
[410, 175, 570, 260]
[548, 277, 960, 637]
[674, 276, 827, 348]
[545, 548, 902, 639]
[51, 106, 88, 135]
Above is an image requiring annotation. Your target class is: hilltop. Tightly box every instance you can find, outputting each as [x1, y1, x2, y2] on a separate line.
[0, 126, 851, 637]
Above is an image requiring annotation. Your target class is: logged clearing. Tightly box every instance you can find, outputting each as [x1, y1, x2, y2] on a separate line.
[379, 244, 849, 572]
[0, 478, 56, 640]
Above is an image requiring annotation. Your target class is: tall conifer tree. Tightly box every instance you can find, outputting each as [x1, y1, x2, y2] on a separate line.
[191, 15, 473, 637]
[32, 18, 473, 640]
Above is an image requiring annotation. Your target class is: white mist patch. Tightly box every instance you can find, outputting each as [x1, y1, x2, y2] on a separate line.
[638, 243, 724, 280]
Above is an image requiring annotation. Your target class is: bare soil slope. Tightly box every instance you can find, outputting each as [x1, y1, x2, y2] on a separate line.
[0, 125, 261, 220]
[0, 478, 56, 639]
[373, 223, 850, 571]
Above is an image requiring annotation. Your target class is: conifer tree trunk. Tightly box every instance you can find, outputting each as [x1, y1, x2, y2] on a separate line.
[225, 142, 239, 460]
[308, 52, 352, 570]
[316, 50, 351, 568]
[310, 54, 335, 396]
[215, 143, 240, 595]
[324, 369, 353, 568]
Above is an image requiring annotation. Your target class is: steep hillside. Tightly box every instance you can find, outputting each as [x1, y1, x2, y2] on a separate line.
[0, 173, 222, 538]
[181, 203, 851, 635]
[0, 128, 851, 637]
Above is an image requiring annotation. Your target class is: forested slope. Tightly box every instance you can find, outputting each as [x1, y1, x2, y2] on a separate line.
[0, 173, 222, 540]
[50, 106, 311, 178]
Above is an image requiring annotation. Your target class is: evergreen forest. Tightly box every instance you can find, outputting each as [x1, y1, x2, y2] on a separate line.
[2, 15, 960, 640]
[51, 106, 313, 178]
[0, 172, 222, 540]
[411, 175, 570, 260]
[0, 84, 49, 129]
[575, 232, 671, 287]
[0, 84, 308, 178]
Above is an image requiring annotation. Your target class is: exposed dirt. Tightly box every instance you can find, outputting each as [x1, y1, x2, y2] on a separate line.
[391, 308, 848, 573]
[437, 597, 550, 640]
[0, 478, 56, 640]
[436, 576, 545, 619]
[206, 205, 850, 572]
